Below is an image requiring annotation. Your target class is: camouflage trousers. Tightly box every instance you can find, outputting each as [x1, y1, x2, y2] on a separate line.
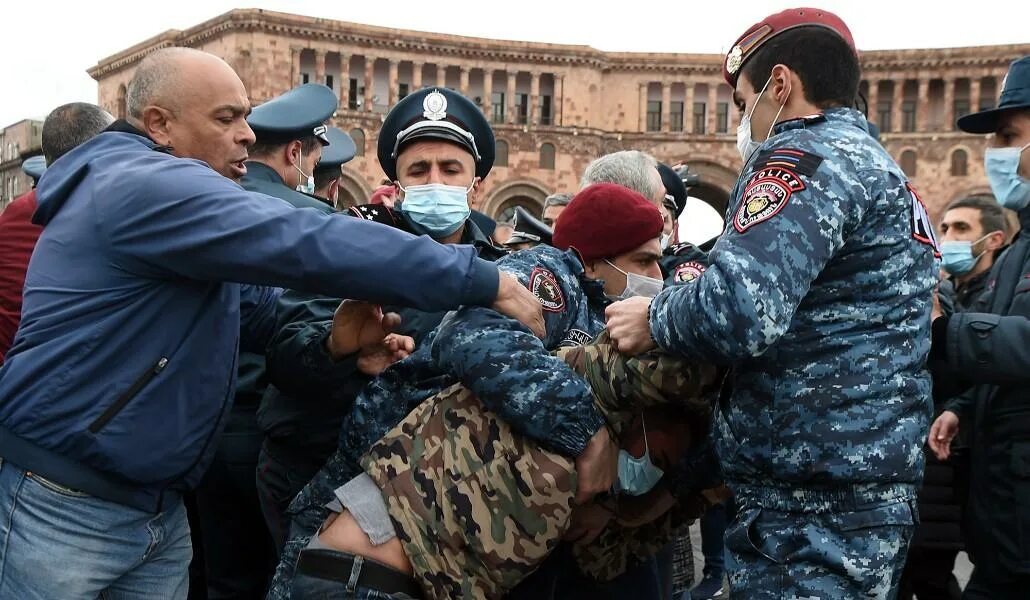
[725, 500, 917, 599]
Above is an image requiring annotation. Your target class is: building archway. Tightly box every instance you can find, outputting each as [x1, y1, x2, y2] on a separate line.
[337, 168, 375, 209]
[672, 160, 737, 217]
[481, 179, 549, 220]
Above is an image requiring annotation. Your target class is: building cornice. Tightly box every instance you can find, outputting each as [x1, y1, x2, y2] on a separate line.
[87, 8, 1030, 81]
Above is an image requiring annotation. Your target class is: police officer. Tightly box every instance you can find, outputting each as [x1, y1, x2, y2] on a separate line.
[927, 55, 1030, 600]
[194, 82, 342, 599]
[242, 83, 338, 213]
[656, 162, 709, 287]
[256, 87, 506, 553]
[503, 205, 553, 250]
[310, 126, 356, 209]
[606, 8, 939, 598]
[21, 156, 46, 187]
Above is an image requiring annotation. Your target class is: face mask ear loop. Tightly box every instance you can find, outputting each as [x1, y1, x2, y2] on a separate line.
[640, 412, 650, 457]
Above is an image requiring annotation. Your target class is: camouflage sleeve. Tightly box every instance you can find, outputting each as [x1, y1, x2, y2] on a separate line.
[431, 251, 605, 457]
[649, 140, 869, 362]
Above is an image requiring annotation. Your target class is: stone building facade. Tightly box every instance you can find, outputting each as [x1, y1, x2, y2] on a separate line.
[0, 119, 43, 212]
[87, 8, 1028, 224]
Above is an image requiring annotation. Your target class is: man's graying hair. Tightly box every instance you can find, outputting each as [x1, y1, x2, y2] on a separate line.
[580, 151, 661, 200]
[41, 103, 114, 165]
[126, 47, 202, 119]
[542, 193, 572, 209]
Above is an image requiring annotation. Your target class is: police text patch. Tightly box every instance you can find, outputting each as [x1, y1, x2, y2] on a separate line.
[529, 268, 565, 312]
[734, 167, 805, 233]
[673, 261, 706, 283]
[559, 328, 593, 348]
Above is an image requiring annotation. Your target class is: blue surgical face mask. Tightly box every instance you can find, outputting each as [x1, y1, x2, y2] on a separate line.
[985, 142, 1030, 210]
[397, 180, 475, 238]
[293, 147, 315, 195]
[616, 415, 664, 496]
[940, 232, 995, 275]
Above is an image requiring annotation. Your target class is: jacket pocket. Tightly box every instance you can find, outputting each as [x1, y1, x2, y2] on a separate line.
[88, 357, 168, 434]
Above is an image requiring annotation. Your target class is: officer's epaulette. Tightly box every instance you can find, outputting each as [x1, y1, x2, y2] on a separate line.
[667, 242, 703, 257]
[346, 203, 411, 233]
[751, 147, 824, 178]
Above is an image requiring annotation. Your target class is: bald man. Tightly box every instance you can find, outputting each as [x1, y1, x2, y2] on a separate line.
[0, 48, 543, 599]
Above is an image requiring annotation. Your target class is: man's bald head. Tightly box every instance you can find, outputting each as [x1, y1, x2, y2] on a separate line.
[126, 48, 240, 120]
[126, 47, 255, 181]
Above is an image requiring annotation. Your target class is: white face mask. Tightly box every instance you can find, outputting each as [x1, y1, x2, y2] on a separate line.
[735, 75, 789, 162]
[293, 147, 314, 195]
[604, 259, 664, 300]
[660, 233, 672, 250]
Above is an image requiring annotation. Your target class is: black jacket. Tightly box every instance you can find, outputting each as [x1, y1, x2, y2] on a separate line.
[259, 217, 505, 456]
[930, 208, 1030, 578]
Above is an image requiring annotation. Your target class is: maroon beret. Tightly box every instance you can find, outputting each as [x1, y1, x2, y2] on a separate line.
[723, 7, 856, 87]
[553, 183, 664, 263]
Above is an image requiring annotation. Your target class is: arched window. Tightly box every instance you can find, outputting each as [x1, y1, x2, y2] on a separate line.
[900, 150, 917, 177]
[950, 149, 968, 177]
[117, 84, 127, 120]
[539, 142, 555, 170]
[495, 196, 541, 223]
[350, 128, 365, 157]
[495, 140, 509, 167]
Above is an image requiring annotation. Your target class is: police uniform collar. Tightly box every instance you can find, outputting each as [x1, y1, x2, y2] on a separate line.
[243, 160, 288, 185]
[561, 248, 608, 305]
[771, 107, 863, 135]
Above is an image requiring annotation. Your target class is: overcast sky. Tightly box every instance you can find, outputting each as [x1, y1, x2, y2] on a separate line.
[1, 0, 1025, 127]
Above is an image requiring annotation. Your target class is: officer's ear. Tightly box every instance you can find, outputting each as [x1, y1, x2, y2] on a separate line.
[282, 140, 300, 166]
[582, 259, 602, 279]
[467, 176, 482, 207]
[770, 64, 794, 105]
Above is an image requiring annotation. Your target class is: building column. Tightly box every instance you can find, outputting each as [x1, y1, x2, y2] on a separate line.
[364, 57, 375, 112]
[969, 77, 982, 113]
[684, 82, 696, 133]
[412, 62, 423, 90]
[338, 53, 350, 109]
[916, 78, 930, 132]
[291, 46, 302, 85]
[388, 60, 399, 106]
[529, 72, 541, 126]
[639, 83, 648, 132]
[459, 67, 470, 97]
[661, 82, 672, 133]
[556, 74, 565, 127]
[314, 49, 326, 87]
[436, 64, 447, 88]
[866, 78, 880, 124]
[707, 84, 718, 135]
[482, 70, 493, 119]
[892, 78, 905, 133]
[507, 72, 517, 124]
[942, 77, 956, 130]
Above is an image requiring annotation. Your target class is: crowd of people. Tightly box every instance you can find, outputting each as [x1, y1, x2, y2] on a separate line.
[0, 5, 1028, 600]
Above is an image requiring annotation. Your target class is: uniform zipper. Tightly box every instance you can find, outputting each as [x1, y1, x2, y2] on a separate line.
[88, 357, 169, 434]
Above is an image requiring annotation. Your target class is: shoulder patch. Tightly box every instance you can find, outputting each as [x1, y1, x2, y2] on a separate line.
[907, 183, 941, 258]
[733, 167, 804, 233]
[529, 267, 565, 313]
[752, 148, 824, 177]
[673, 261, 706, 283]
[558, 328, 593, 348]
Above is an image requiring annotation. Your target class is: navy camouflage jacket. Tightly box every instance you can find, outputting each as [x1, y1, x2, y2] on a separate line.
[285, 245, 608, 520]
[649, 108, 939, 503]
